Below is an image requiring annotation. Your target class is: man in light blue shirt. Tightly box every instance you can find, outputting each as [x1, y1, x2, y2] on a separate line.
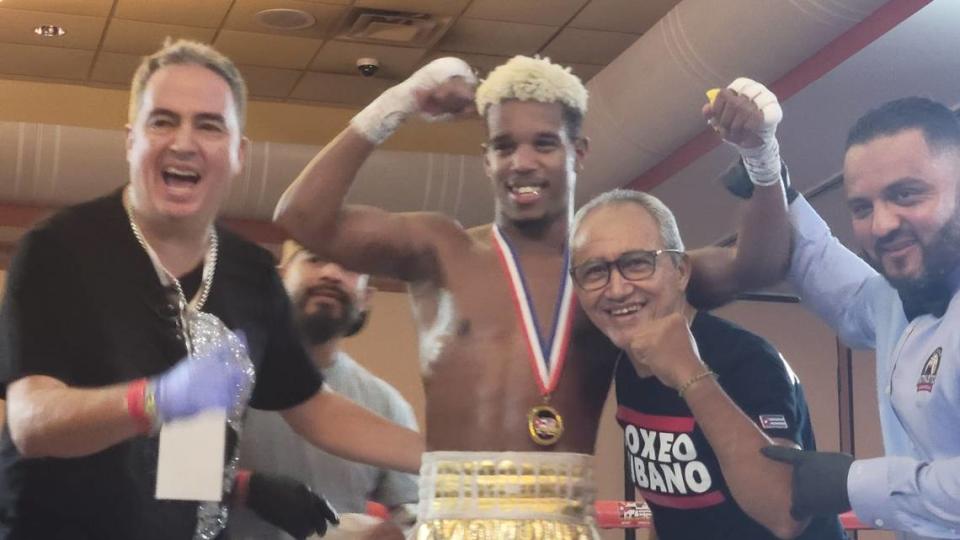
[729, 97, 960, 540]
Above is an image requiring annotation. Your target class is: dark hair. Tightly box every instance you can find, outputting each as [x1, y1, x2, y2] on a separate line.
[483, 100, 584, 141]
[562, 104, 584, 140]
[846, 97, 960, 154]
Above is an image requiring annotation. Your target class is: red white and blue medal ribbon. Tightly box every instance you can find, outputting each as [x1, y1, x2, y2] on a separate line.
[492, 224, 575, 444]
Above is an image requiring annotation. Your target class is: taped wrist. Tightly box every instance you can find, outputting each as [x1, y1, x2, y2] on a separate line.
[350, 85, 418, 145]
[739, 137, 782, 187]
[720, 158, 797, 202]
[350, 57, 476, 145]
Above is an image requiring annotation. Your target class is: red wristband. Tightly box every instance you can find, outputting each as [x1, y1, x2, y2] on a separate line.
[234, 469, 252, 506]
[125, 378, 154, 434]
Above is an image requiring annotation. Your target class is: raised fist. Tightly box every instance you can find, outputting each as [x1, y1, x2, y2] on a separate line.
[703, 78, 782, 149]
[351, 57, 477, 144]
[627, 312, 705, 390]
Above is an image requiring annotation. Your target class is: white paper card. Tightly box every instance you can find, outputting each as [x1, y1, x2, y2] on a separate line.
[155, 409, 226, 501]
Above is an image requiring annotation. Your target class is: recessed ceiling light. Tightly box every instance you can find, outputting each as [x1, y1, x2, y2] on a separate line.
[255, 9, 315, 31]
[34, 25, 67, 38]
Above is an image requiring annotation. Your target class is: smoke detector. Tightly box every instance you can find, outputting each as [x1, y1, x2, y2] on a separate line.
[254, 8, 316, 31]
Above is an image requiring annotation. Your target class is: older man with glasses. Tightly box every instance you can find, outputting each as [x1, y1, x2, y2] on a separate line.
[568, 189, 846, 540]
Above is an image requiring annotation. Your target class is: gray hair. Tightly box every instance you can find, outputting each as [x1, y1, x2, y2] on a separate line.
[129, 39, 247, 129]
[571, 189, 685, 251]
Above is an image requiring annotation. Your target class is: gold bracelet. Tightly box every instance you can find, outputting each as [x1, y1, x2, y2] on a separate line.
[677, 370, 718, 398]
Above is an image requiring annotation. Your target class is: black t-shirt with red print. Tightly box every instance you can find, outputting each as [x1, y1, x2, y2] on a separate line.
[616, 311, 846, 540]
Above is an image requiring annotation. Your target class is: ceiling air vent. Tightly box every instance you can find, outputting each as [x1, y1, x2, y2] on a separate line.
[336, 9, 450, 47]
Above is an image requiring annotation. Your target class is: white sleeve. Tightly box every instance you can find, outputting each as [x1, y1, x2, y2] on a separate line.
[371, 386, 419, 509]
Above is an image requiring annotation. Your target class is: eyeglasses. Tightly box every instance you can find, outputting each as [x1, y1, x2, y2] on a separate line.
[570, 249, 684, 291]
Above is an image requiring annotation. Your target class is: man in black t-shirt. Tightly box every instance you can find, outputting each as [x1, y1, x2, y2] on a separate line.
[614, 311, 845, 540]
[0, 40, 422, 540]
[570, 189, 846, 540]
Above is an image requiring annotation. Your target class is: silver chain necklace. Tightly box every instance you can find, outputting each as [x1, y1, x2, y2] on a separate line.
[124, 192, 241, 540]
[123, 191, 219, 317]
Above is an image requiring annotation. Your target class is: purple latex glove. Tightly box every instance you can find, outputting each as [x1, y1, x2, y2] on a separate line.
[151, 342, 252, 423]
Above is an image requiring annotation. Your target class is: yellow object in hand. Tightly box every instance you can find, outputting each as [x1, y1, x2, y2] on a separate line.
[706, 88, 721, 105]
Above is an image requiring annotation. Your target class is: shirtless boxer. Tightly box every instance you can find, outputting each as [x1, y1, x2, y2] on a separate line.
[274, 57, 789, 539]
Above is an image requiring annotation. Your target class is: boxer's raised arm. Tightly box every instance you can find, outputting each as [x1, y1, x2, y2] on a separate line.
[274, 58, 477, 283]
[688, 79, 791, 308]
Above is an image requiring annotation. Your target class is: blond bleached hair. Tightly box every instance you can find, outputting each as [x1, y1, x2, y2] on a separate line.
[475, 56, 588, 135]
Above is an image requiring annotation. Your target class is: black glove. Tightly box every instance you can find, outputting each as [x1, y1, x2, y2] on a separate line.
[761, 445, 855, 520]
[246, 472, 340, 539]
[720, 158, 798, 202]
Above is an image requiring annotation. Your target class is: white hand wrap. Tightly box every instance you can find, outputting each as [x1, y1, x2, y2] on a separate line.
[350, 57, 476, 145]
[727, 77, 783, 187]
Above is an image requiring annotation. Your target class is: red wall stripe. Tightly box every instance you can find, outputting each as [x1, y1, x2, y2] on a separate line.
[626, 0, 935, 192]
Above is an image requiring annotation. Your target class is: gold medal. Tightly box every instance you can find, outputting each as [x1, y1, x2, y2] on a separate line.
[493, 226, 575, 449]
[528, 404, 564, 446]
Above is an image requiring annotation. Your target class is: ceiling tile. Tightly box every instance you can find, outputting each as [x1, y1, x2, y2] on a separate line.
[89, 55, 306, 99]
[291, 72, 394, 106]
[419, 52, 603, 87]
[311, 41, 425, 78]
[89, 51, 142, 85]
[224, 0, 347, 40]
[103, 20, 216, 55]
[569, 0, 678, 34]
[238, 65, 303, 99]
[0, 9, 106, 50]
[0, 0, 113, 17]
[566, 62, 604, 82]
[439, 18, 556, 57]
[353, 0, 470, 17]
[0, 43, 93, 80]
[114, 0, 233, 28]
[214, 30, 322, 70]
[463, 0, 588, 27]
[541, 28, 637, 65]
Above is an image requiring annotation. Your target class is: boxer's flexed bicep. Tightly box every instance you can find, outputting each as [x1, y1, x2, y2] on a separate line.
[314, 205, 465, 284]
[274, 58, 477, 284]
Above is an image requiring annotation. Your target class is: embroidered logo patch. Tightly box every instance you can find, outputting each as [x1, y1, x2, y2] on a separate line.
[916, 346, 942, 392]
[759, 414, 789, 430]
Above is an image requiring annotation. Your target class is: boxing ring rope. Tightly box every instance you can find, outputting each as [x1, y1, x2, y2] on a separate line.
[594, 500, 871, 531]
